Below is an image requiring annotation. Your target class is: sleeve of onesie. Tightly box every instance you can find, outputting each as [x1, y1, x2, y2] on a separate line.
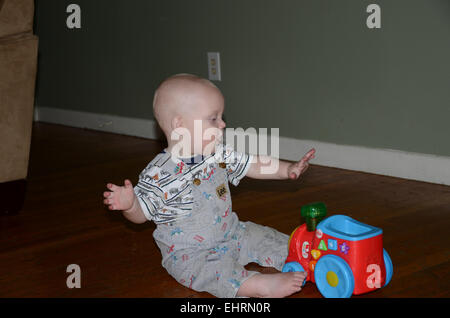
[215, 143, 254, 187]
[133, 165, 193, 223]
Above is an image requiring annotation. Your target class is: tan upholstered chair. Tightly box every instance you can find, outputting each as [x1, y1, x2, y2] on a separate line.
[0, 0, 38, 214]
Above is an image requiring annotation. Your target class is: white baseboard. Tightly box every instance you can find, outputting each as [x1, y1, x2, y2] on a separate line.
[279, 136, 450, 186]
[35, 106, 162, 139]
[34, 106, 450, 186]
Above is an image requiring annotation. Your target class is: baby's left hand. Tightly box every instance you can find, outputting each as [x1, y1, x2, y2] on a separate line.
[287, 148, 316, 179]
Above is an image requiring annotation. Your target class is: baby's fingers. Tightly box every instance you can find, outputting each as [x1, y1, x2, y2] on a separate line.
[103, 191, 113, 198]
[103, 198, 113, 210]
[124, 179, 133, 188]
[103, 198, 117, 210]
[301, 149, 316, 163]
[106, 183, 119, 191]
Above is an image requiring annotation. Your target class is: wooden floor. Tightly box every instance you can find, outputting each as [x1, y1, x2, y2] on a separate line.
[1, 122, 449, 298]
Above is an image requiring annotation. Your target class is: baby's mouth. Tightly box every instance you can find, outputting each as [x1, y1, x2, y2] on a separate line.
[216, 133, 224, 144]
[216, 129, 224, 142]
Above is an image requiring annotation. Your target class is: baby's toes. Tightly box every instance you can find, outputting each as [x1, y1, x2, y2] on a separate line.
[291, 281, 303, 294]
[293, 284, 303, 292]
[293, 271, 305, 280]
[292, 272, 307, 284]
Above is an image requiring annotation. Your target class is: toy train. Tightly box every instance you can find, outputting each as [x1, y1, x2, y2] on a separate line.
[282, 202, 393, 298]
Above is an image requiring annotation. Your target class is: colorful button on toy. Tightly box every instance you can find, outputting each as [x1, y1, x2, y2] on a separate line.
[328, 239, 338, 251]
[193, 178, 201, 186]
[318, 239, 328, 251]
[311, 249, 321, 260]
[339, 242, 350, 255]
[316, 229, 323, 239]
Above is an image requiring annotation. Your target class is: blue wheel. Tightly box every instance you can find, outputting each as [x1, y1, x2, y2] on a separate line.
[314, 255, 354, 298]
[383, 249, 393, 287]
[282, 261, 306, 286]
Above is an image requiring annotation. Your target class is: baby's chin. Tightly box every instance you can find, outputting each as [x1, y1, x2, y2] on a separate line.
[198, 138, 221, 156]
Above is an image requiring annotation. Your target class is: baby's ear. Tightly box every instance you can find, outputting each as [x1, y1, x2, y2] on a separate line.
[171, 115, 183, 130]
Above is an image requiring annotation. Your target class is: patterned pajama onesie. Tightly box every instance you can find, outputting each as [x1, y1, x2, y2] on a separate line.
[134, 143, 289, 298]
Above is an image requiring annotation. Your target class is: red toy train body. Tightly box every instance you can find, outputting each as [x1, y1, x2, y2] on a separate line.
[283, 204, 393, 298]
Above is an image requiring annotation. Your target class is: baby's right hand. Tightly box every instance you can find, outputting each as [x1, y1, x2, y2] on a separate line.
[103, 179, 135, 211]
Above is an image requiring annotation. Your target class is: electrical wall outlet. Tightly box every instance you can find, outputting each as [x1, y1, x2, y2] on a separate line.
[207, 52, 221, 81]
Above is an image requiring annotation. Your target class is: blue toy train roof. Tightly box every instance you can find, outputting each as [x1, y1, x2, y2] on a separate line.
[317, 215, 382, 241]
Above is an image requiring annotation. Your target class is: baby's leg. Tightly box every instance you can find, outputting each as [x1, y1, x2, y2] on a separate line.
[237, 271, 306, 298]
[237, 221, 290, 271]
[163, 246, 261, 298]
[235, 221, 307, 297]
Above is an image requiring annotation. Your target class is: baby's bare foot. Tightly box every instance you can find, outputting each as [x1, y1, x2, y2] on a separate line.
[237, 272, 306, 298]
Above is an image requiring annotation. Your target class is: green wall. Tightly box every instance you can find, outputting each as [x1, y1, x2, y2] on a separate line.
[34, 0, 450, 156]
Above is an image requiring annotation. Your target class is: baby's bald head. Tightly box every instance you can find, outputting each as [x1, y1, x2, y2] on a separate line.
[153, 74, 223, 136]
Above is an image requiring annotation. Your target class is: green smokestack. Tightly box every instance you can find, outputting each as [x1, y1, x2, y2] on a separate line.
[300, 202, 327, 232]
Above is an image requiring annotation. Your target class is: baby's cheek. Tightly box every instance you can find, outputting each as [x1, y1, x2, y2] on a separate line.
[191, 135, 213, 154]
[202, 136, 217, 153]
[203, 125, 221, 141]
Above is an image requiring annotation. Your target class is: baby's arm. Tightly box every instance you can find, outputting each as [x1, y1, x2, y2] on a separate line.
[246, 148, 316, 180]
[103, 179, 148, 224]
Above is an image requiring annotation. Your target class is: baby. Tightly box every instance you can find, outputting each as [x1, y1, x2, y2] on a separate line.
[103, 74, 316, 298]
